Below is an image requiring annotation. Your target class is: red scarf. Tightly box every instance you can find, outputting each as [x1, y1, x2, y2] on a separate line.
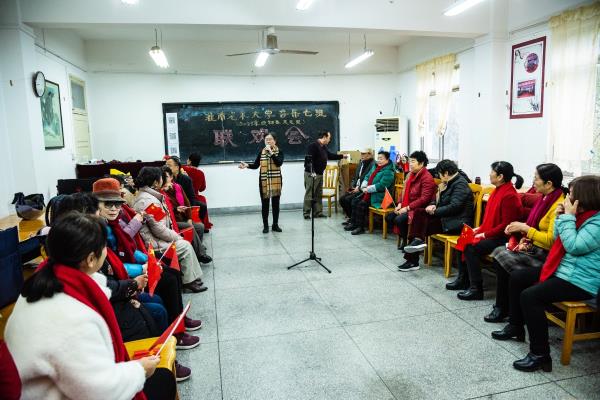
[539, 210, 598, 282]
[44, 261, 147, 400]
[362, 163, 386, 202]
[105, 247, 131, 281]
[401, 169, 418, 207]
[160, 191, 180, 234]
[526, 189, 563, 230]
[107, 205, 147, 264]
[477, 182, 517, 234]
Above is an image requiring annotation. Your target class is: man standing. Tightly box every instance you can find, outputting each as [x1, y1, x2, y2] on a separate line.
[340, 148, 374, 222]
[303, 131, 344, 219]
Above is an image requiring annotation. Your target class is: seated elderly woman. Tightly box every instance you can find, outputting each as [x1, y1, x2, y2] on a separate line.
[484, 163, 565, 323]
[452, 161, 524, 300]
[492, 175, 600, 372]
[161, 166, 212, 264]
[5, 213, 176, 400]
[385, 151, 436, 271]
[133, 167, 206, 293]
[402, 159, 474, 268]
[343, 150, 395, 235]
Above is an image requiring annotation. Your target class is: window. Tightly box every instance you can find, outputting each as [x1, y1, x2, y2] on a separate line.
[583, 63, 600, 174]
[70, 77, 87, 115]
[425, 66, 460, 162]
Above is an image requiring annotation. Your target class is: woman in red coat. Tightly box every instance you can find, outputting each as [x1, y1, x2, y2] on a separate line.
[450, 161, 524, 300]
[385, 151, 437, 272]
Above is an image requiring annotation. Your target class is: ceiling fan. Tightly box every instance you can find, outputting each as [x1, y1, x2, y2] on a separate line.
[226, 27, 318, 65]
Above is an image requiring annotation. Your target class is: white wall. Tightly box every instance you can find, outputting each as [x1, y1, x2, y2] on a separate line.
[87, 72, 398, 209]
[0, 22, 88, 218]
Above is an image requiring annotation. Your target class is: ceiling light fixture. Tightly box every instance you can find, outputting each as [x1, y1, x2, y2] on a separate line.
[443, 0, 485, 16]
[345, 34, 374, 69]
[121, 0, 139, 4]
[149, 28, 169, 68]
[255, 51, 270, 67]
[296, 0, 316, 10]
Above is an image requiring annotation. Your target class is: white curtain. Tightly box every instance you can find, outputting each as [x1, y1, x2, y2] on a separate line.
[548, 3, 600, 174]
[415, 60, 434, 142]
[434, 54, 457, 137]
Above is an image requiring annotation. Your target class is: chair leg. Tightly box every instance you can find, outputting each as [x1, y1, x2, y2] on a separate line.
[382, 217, 387, 239]
[368, 211, 374, 233]
[425, 237, 433, 266]
[444, 245, 453, 278]
[334, 195, 338, 214]
[561, 309, 577, 365]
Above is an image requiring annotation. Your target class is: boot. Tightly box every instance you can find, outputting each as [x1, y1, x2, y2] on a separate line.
[446, 260, 469, 290]
[457, 284, 483, 300]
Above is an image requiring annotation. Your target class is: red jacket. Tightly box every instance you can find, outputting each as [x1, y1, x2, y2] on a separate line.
[0, 340, 21, 400]
[403, 168, 437, 219]
[479, 184, 523, 239]
[182, 165, 206, 197]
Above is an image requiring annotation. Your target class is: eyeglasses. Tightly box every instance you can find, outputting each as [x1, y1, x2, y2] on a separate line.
[103, 201, 123, 209]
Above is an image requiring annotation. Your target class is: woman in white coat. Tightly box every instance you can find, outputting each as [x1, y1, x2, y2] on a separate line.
[4, 212, 175, 400]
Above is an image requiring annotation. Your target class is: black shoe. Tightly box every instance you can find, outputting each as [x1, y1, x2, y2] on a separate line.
[491, 324, 525, 342]
[303, 215, 310, 220]
[397, 261, 420, 272]
[344, 224, 356, 231]
[403, 238, 427, 253]
[198, 254, 212, 264]
[183, 282, 208, 293]
[342, 220, 350, 226]
[484, 306, 508, 323]
[272, 225, 282, 232]
[513, 353, 552, 372]
[263, 227, 269, 234]
[351, 227, 365, 235]
[445, 276, 469, 291]
[315, 214, 327, 218]
[457, 285, 484, 300]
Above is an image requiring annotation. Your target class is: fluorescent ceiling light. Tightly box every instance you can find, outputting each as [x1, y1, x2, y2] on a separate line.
[121, 0, 139, 4]
[444, 0, 485, 16]
[345, 50, 374, 69]
[255, 51, 269, 67]
[149, 46, 169, 68]
[296, 0, 315, 10]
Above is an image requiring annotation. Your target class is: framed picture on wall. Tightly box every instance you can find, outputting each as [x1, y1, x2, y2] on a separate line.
[40, 80, 65, 149]
[510, 36, 546, 119]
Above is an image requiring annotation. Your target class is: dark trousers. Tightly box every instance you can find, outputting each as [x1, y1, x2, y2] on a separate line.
[153, 267, 184, 324]
[144, 368, 177, 400]
[458, 238, 506, 286]
[192, 199, 208, 220]
[385, 211, 409, 238]
[403, 208, 449, 263]
[178, 221, 207, 258]
[340, 190, 362, 218]
[261, 195, 280, 228]
[520, 276, 592, 355]
[350, 199, 370, 228]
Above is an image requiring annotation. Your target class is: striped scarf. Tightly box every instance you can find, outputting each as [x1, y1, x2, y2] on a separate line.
[259, 146, 282, 199]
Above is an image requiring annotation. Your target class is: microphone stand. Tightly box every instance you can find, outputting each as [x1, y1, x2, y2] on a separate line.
[287, 155, 331, 273]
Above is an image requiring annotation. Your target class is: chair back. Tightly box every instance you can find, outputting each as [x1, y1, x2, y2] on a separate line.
[473, 185, 495, 228]
[0, 227, 23, 309]
[323, 165, 340, 190]
[394, 171, 405, 186]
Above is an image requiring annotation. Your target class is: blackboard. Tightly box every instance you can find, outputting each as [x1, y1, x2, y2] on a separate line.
[162, 101, 340, 164]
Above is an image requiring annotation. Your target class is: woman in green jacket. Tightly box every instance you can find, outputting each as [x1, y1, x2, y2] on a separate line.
[493, 175, 600, 372]
[344, 151, 395, 235]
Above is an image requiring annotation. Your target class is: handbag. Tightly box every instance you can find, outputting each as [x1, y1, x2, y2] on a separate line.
[12, 192, 45, 220]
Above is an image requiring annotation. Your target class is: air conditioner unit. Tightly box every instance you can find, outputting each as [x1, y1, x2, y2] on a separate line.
[374, 116, 408, 161]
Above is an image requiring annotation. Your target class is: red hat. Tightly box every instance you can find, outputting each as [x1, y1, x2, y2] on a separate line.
[93, 178, 125, 202]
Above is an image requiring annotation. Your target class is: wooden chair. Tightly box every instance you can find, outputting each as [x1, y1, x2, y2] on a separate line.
[425, 184, 492, 277]
[367, 172, 403, 239]
[322, 165, 340, 217]
[125, 336, 179, 399]
[545, 300, 600, 365]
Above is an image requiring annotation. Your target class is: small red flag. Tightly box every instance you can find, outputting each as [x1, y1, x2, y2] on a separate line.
[147, 244, 163, 296]
[145, 203, 166, 222]
[190, 206, 201, 223]
[180, 227, 194, 243]
[133, 302, 191, 359]
[455, 224, 475, 252]
[167, 243, 180, 272]
[381, 187, 394, 209]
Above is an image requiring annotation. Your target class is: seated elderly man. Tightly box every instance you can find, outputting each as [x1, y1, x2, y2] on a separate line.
[340, 148, 375, 223]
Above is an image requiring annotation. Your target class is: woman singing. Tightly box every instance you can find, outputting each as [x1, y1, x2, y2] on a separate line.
[238, 133, 284, 233]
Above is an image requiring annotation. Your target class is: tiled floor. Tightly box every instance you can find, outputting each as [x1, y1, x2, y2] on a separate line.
[179, 210, 600, 400]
